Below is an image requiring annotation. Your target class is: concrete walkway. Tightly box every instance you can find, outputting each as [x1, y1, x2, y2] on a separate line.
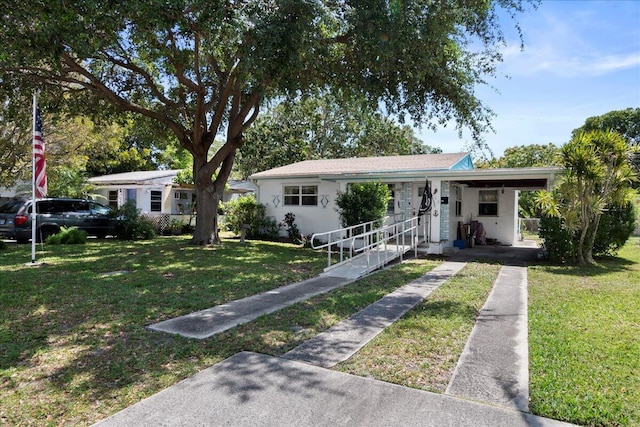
[446, 261, 530, 411]
[97, 246, 577, 426]
[96, 352, 574, 427]
[283, 261, 466, 367]
[148, 275, 353, 339]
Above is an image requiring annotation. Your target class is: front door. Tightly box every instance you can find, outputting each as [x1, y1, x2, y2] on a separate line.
[398, 182, 413, 219]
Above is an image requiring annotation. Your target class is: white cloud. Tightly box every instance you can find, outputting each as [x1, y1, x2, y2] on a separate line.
[498, 2, 640, 78]
[503, 47, 640, 77]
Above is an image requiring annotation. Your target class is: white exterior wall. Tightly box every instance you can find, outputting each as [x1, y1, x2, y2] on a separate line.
[90, 186, 172, 215]
[256, 179, 342, 237]
[463, 187, 517, 245]
[256, 177, 523, 250]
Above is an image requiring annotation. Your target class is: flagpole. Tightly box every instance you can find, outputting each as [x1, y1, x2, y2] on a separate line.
[31, 93, 37, 263]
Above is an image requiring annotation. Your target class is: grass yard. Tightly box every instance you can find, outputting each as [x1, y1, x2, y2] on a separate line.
[0, 237, 327, 425]
[335, 261, 502, 393]
[0, 236, 441, 426]
[528, 237, 640, 426]
[2, 234, 638, 426]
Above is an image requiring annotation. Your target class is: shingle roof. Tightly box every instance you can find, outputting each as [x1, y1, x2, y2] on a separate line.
[250, 153, 470, 179]
[87, 170, 180, 185]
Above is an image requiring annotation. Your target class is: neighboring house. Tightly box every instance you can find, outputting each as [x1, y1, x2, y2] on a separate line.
[88, 170, 255, 226]
[250, 153, 561, 254]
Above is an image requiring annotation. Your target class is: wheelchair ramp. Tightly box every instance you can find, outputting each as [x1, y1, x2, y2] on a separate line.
[314, 216, 428, 280]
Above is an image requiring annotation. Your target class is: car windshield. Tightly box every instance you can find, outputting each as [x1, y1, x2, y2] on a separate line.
[0, 200, 25, 214]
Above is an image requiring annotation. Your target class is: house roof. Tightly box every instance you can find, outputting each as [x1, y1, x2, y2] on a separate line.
[88, 170, 181, 185]
[88, 170, 256, 192]
[250, 153, 472, 179]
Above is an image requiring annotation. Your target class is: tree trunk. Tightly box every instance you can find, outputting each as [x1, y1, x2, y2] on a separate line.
[190, 148, 237, 246]
[190, 150, 223, 245]
[584, 212, 603, 264]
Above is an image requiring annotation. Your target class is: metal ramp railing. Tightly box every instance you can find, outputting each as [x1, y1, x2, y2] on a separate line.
[310, 215, 429, 278]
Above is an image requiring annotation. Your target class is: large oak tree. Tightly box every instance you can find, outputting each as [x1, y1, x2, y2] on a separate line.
[0, 0, 535, 245]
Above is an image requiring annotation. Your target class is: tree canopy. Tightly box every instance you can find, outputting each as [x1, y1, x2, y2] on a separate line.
[477, 143, 561, 169]
[236, 94, 442, 179]
[0, 0, 536, 244]
[572, 108, 639, 146]
[572, 108, 640, 180]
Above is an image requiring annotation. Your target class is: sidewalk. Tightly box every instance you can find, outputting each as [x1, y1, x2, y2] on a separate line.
[283, 261, 466, 367]
[96, 352, 573, 427]
[446, 261, 530, 411]
[96, 252, 576, 426]
[148, 275, 354, 339]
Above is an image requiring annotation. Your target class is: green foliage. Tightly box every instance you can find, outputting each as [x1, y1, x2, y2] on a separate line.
[538, 214, 576, 263]
[46, 167, 93, 198]
[222, 195, 278, 240]
[237, 94, 442, 178]
[0, 0, 537, 244]
[173, 169, 194, 186]
[591, 199, 637, 256]
[539, 198, 637, 263]
[478, 143, 561, 169]
[573, 108, 640, 186]
[280, 212, 301, 243]
[45, 227, 88, 245]
[163, 219, 186, 236]
[114, 200, 157, 241]
[573, 107, 639, 145]
[536, 130, 637, 264]
[0, 240, 8, 251]
[335, 182, 390, 229]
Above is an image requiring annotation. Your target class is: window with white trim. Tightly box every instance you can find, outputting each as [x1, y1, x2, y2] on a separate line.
[478, 190, 498, 216]
[284, 185, 318, 206]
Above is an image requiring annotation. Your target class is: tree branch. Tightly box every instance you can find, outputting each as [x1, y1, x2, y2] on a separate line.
[59, 52, 192, 150]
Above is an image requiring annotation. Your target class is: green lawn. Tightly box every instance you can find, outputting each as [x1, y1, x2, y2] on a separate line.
[0, 237, 440, 425]
[0, 237, 328, 425]
[1, 235, 638, 426]
[335, 261, 501, 393]
[528, 237, 640, 426]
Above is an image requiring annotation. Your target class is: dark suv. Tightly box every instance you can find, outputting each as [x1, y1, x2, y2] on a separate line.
[0, 198, 117, 243]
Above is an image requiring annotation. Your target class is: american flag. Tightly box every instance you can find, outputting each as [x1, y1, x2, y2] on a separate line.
[33, 108, 47, 198]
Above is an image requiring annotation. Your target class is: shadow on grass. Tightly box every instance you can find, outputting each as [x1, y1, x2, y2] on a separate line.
[1, 238, 441, 424]
[529, 255, 636, 277]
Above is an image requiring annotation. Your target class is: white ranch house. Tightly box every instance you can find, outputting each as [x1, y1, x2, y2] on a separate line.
[88, 170, 255, 228]
[250, 153, 561, 255]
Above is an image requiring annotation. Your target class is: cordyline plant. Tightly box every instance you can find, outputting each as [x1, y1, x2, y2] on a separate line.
[0, 0, 536, 245]
[535, 129, 638, 265]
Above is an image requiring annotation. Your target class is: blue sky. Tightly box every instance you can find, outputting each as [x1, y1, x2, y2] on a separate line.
[417, 0, 640, 158]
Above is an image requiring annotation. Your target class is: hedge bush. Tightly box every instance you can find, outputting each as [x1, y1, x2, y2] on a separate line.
[335, 182, 390, 230]
[114, 200, 157, 240]
[46, 227, 88, 245]
[222, 195, 278, 240]
[540, 199, 637, 262]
